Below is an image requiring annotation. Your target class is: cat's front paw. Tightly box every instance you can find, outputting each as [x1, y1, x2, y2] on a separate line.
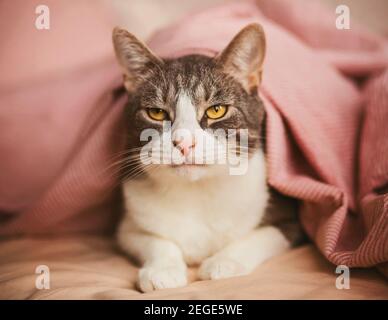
[138, 265, 188, 292]
[198, 256, 248, 280]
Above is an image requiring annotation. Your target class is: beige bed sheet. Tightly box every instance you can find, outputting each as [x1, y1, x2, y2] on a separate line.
[0, 235, 386, 299]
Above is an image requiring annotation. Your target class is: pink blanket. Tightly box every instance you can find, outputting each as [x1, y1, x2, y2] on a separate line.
[0, 0, 387, 273]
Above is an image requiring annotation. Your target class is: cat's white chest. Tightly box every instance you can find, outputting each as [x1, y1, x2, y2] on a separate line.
[122, 152, 269, 265]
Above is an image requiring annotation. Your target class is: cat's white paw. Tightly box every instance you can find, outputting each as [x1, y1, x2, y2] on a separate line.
[138, 265, 188, 292]
[198, 256, 248, 280]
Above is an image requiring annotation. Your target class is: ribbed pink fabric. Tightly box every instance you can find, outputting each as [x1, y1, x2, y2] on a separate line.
[358, 70, 388, 274]
[0, 61, 126, 235]
[0, 0, 126, 235]
[0, 0, 387, 273]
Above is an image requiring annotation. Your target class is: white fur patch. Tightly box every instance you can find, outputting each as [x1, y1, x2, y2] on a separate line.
[120, 151, 270, 265]
[172, 92, 200, 133]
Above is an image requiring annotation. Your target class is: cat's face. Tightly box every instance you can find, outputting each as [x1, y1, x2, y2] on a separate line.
[113, 24, 266, 182]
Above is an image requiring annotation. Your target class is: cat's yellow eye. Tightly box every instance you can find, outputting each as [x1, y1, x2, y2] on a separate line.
[147, 108, 168, 121]
[205, 105, 227, 119]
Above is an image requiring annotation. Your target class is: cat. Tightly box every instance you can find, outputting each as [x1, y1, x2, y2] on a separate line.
[112, 23, 304, 293]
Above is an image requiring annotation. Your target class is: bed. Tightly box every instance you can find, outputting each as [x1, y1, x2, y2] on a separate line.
[1, 235, 386, 299]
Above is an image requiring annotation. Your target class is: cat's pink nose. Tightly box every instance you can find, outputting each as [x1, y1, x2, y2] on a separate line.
[173, 138, 196, 156]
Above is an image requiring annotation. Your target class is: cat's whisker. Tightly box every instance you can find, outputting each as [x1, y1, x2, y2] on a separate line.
[128, 165, 154, 181]
[121, 164, 146, 181]
[103, 155, 142, 173]
[121, 161, 160, 181]
[100, 153, 153, 179]
[103, 147, 145, 167]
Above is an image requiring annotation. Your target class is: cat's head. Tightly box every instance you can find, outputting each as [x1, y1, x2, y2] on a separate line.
[113, 24, 266, 182]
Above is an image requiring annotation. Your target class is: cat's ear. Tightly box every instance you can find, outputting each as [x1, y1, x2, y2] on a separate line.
[216, 23, 266, 94]
[112, 27, 163, 92]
